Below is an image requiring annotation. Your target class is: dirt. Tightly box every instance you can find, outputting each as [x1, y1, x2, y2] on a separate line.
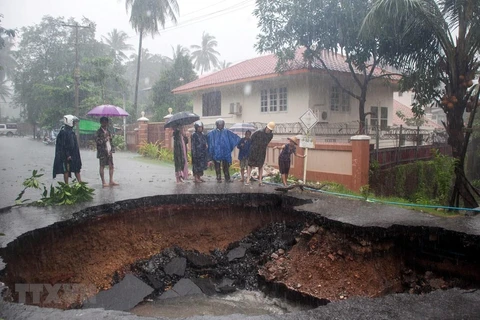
[1, 203, 476, 309]
[259, 226, 404, 301]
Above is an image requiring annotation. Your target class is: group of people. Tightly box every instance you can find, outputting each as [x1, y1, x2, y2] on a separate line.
[53, 115, 305, 187]
[174, 118, 305, 186]
[52, 115, 118, 187]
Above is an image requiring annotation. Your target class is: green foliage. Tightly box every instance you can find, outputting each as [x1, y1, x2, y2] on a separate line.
[158, 146, 174, 162]
[112, 135, 126, 151]
[13, 16, 127, 129]
[151, 48, 197, 121]
[15, 170, 95, 206]
[138, 141, 160, 159]
[360, 185, 370, 200]
[370, 150, 455, 206]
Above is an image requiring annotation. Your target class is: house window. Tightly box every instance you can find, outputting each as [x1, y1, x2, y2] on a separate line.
[202, 91, 221, 117]
[260, 87, 287, 113]
[370, 106, 388, 130]
[261, 90, 268, 112]
[330, 86, 350, 112]
[279, 87, 287, 111]
[269, 88, 277, 112]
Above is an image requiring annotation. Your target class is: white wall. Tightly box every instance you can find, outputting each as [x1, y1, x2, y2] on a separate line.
[191, 72, 396, 128]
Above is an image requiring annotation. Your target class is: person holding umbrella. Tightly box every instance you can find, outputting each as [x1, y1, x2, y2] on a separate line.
[191, 121, 208, 183]
[53, 115, 82, 184]
[207, 118, 240, 183]
[96, 117, 119, 187]
[173, 125, 189, 183]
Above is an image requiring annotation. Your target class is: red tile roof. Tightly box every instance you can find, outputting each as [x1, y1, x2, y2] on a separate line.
[173, 48, 397, 94]
[393, 100, 443, 129]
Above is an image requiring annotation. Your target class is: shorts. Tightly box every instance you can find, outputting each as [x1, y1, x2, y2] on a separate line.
[240, 158, 248, 170]
[99, 155, 114, 167]
[279, 160, 291, 174]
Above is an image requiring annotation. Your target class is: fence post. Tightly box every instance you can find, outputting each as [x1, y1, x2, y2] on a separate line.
[351, 135, 371, 192]
[415, 126, 420, 159]
[396, 125, 403, 164]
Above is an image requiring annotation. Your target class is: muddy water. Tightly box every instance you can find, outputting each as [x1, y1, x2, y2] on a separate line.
[130, 290, 310, 318]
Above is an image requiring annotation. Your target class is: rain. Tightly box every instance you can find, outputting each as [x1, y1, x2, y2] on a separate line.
[2, 0, 480, 319]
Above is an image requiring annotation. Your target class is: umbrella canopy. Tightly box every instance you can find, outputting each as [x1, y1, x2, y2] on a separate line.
[164, 111, 200, 128]
[87, 104, 129, 117]
[229, 123, 257, 136]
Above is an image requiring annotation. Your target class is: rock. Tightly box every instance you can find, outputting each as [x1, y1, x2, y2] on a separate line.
[307, 225, 320, 234]
[328, 254, 335, 261]
[216, 278, 236, 294]
[191, 277, 217, 296]
[185, 251, 216, 268]
[429, 278, 446, 290]
[83, 274, 153, 311]
[271, 253, 279, 259]
[227, 246, 246, 261]
[278, 249, 285, 255]
[159, 278, 202, 300]
[164, 257, 187, 277]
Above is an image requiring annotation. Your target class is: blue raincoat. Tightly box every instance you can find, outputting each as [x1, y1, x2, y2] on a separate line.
[207, 128, 240, 164]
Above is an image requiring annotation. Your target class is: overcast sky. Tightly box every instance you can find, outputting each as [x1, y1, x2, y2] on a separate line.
[2, 0, 262, 65]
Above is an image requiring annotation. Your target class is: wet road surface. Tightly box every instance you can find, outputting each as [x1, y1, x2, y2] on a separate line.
[2, 136, 480, 319]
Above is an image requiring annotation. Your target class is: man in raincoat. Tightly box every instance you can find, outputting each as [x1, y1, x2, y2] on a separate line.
[207, 118, 240, 182]
[53, 115, 82, 184]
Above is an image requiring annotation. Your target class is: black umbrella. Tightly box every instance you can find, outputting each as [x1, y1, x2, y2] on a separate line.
[164, 111, 200, 128]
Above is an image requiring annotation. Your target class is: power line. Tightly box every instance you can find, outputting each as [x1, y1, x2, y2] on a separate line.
[159, 0, 255, 33]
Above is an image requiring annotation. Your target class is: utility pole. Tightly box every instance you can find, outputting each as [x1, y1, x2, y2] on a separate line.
[62, 22, 91, 145]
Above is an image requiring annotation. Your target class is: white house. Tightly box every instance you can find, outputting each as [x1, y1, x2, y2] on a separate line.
[172, 48, 398, 134]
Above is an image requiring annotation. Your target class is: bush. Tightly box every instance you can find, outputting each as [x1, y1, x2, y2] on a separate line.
[112, 135, 126, 151]
[138, 141, 160, 159]
[370, 150, 455, 206]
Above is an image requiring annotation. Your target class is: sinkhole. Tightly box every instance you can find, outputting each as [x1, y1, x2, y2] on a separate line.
[1, 193, 480, 318]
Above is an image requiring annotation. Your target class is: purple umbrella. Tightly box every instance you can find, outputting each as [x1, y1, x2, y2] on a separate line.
[87, 105, 129, 117]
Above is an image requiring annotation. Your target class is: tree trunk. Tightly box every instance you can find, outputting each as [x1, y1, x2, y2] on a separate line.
[448, 96, 479, 209]
[358, 87, 367, 134]
[133, 29, 143, 118]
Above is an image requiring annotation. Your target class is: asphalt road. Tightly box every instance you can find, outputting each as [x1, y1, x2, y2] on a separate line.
[2, 137, 480, 319]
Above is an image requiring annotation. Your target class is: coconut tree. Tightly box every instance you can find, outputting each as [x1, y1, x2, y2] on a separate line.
[102, 29, 133, 63]
[172, 44, 189, 60]
[363, 0, 480, 208]
[216, 60, 231, 71]
[190, 31, 220, 74]
[125, 0, 179, 117]
[0, 79, 11, 102]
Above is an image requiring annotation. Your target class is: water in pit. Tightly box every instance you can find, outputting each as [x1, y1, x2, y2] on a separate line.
[130, 290, 310, 318]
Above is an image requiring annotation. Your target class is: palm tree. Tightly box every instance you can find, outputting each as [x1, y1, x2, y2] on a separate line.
[0, 36, 16, 82]
[363, 0, 480, 208]
[125, 0, 179, 117]
[190, 32, 221, 74]
[0, 79, 11, 102]
[216, 60, 231, 71]
[172, 44, 189, 60]
[102, 29, 134, 63]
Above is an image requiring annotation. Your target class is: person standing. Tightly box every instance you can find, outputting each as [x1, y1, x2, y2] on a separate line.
[274, 136, 306, 186]
[207, 118, 240, 183]
[53, 115, 82, 184]
[96, 116, 119, 187]
[245, 122, 275, 186]
[173, 125, 189, 183]
[237, 130, 252, 182]
[191, 121, 208, 183]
